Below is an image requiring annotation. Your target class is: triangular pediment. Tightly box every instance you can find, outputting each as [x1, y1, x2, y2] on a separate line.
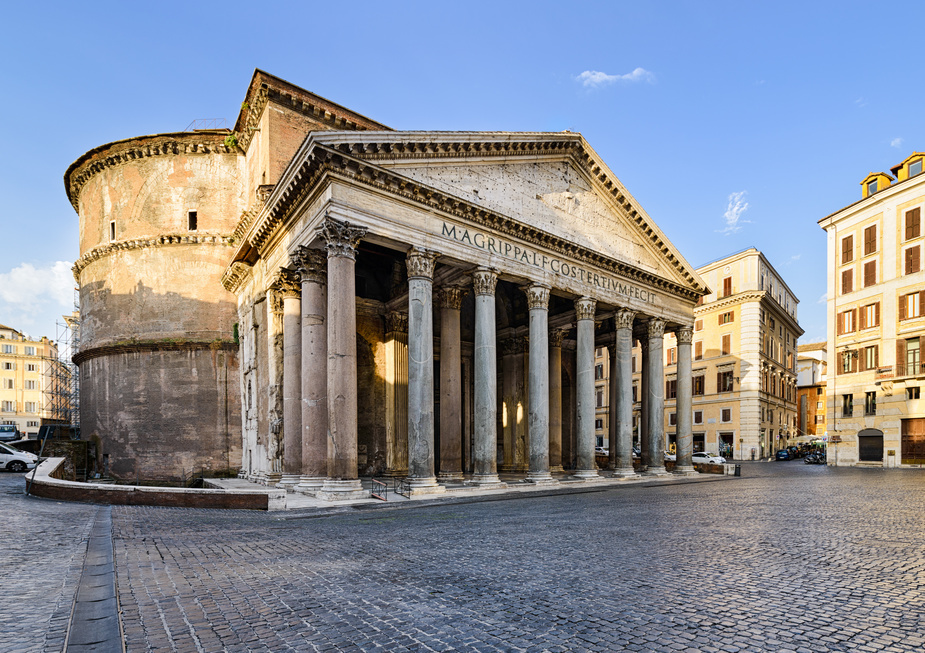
[307, 131, 705, 296]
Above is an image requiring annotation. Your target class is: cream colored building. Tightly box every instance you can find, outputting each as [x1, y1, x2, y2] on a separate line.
[594, 248, 802, 460]
[819, 152, 925, 466]
[0, 324, 64, 437]
[796, 342, 827, 438]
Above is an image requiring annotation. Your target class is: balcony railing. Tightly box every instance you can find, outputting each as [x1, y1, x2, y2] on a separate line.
[896, 362, 925, 377]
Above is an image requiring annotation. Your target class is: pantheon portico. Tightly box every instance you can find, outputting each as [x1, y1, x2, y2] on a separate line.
[223, 94, 707, 498]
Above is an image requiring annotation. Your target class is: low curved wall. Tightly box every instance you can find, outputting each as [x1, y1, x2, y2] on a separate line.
[26, 458, 285, 510]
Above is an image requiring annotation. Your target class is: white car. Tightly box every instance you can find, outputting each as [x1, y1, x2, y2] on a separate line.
[0, 442, 38, 472]
[692, 451, 726, 464]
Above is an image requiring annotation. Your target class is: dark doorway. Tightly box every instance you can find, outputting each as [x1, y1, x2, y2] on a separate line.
[901, 418, 925, 464]
[858, 429, 884, 462]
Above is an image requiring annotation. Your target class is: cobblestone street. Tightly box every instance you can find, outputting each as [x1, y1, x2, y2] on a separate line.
[4, 463, 925, 652]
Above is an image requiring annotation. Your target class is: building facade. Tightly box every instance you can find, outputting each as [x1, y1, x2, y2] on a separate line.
[67, 70, 709, 491]
[0, 324, 67, 437]
[819, 152, 925, 466]
[796, 342, 827, 438]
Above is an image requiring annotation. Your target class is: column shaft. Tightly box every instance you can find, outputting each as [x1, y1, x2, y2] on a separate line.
[613, 310, 637, 477]
[296, 248, 328, 493]
[439, 287, 465, 480]
[526, 284, 555, 484]
[645, 318, 668, 475]
[675, 326, 695, 474]
[574, 297, 599, 479]
[468, 269, 504, 487]
[279, 272, 302, 490]
[548, 330, 565, 473]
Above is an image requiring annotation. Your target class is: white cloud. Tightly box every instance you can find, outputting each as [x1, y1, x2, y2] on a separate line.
[891, 137, 904, 148]
[576, 68, 655, 88]
[855, 97, 868, 108]
[718, 191, 750, 235]
[0, 262, 75, 337]
[817, 292, 828, 304]
[785, 254, 801, 265]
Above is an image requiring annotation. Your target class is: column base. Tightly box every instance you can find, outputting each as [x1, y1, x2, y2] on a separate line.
[572, 469, 600, 480]
[295, 476, 326, 494]
[437, 471, 465, 482]
[406, 477, 447, 496]
[264, 472, 283, 486]
[549, 465, 564, 474]
[611, 467, 639, 479]
[673, 465, 698, 476]
[316, 479, 368, 501]
[644, 465, 671, 477]
[525, 471, 558, 485]
[464, 475, 507, 489]
[277, 474, 301, 491]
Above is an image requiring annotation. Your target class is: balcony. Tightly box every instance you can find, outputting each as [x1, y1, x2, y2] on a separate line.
[895, 362, 925, 377]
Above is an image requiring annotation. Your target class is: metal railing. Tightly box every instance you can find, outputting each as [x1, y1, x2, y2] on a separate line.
[370, 478, 388, 501]
[895, 362, 924, 377]
[393, 477, 410, 498]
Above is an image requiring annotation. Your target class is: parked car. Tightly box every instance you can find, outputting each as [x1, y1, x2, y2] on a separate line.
[691, 451, 726, 464]
[775, 449, 791, 461]
[663, 451, 676, 461]
[595, 446, 608, 455]
[0, 425, 21, 442]
[0, 442, 39, 472]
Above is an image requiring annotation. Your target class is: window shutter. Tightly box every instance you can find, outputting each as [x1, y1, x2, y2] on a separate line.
[851, 351, 858, 373]
[897, 340, 907, 373]
[874, 345, 879, 368]
[842, 235, 854, 263]
[859, 350, 867, 372]
[717, 372, 722, 392]
[864, 261, 876, 287]
[913, 246, 921, 274]
[864, 225, 877, 255]
[875, 302, 880, 326]
[842, 269, 852, 294]
[851, 309, 857, 331]
[907, 208, 921, 240]
[900, 295, 907, 320]
[837, 312, 844, 335]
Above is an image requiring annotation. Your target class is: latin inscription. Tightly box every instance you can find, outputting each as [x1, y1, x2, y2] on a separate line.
[441, 222, 655, 303]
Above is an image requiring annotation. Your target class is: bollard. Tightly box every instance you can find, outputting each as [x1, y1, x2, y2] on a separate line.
[734, 464, 741, 477]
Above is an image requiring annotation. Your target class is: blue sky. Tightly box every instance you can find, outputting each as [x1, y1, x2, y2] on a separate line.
[2, 0, 923, 346]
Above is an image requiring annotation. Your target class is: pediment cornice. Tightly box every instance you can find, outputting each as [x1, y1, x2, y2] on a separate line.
[236, 135, 706, 301]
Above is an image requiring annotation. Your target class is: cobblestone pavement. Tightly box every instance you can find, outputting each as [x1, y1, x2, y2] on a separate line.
[0, 471, 97, 653]
[5, 463, 925, 652]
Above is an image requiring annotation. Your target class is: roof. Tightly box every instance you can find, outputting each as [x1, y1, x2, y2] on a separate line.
[798, 341, 827, 352]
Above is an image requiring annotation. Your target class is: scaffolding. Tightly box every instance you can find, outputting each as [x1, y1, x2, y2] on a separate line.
[42, 293, 80, 430]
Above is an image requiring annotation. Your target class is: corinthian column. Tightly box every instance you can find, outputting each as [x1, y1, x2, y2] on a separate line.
[674, 325, 696, 475]
[467, 268, 505, 488]
[525, 283, 556, 484]
[613, 309, 638, 478]
[276, 269, 302, 491]
[548, 329, 566, 473]
[645, 317, 669, 476]
[439, 286, 465, 481]
[317, 218, 368, 501]
[405, 248, 445, 495]
[573, 297, 599, 480]
[294, 247, 328, 494]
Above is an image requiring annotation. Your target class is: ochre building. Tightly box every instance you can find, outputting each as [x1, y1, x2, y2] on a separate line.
[67, 71, 708, 491]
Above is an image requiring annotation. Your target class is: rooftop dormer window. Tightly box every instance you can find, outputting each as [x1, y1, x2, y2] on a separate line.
[867, 179, 878, 195]
[910, 159, 922, 178]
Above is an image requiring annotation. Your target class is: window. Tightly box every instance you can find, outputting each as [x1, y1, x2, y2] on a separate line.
[721, 408, 732, 422]
[768, 409, 774, 424]
[595, 348, 602, 358]
[668, 412, 677, 426]
[26, 364, 36, 372]
[842, 394, 853, 417]
[840, 350, 857, 374]
[694, 410, 703, 424]
[860, 302, 880, 329]
[864, 225, 877, 255]
[815, 414, 825, 424]
[863, 261, 876, 287]
[841, 269, 853, 294]
[1, 401, 13, 412]
[817, 387, 823, 395]
[595, 364, 604, 380]
[867, 180, 877, 195]
[905, 246, 921, 275]
[26, 420, 38, 428]
[841, 235, 854, 263]
[666, 379, 677, 399]
[719, 311, 734, 325]
[25, 380, 36, 390]
[864, 391, 877, 416]
[693, 375, 705, 396]
[595, 419, 603, 430]
[900, 291, 924, 320]
[717, 370, 734, 393]
[722, 276, 732, 297]
[1, 344, 13, 354]
[632, 384, 638, 403]
[24, 402, 36, 413]
[721, 334, 731, 355]
[188, 210, 198, 231]
[694, 319, 703, 332]
[110, 221, 116, 241]
[24, 346, 35, 356]
[2, 379, 11, 389]
[838, 308, 856, 334]
[596, 390, 604, 408]
[817, 401, 824, 409]
[666, 347, 676, 365]
[694, 341, 702, 360]
[911, 159, 923, 177]
[631, 356, 636, 373]
[898, 337, 922, 376]
[861, 345, 878, 372]
[2, 362, 14, 371]
[909, 387, 921, 400]
[907, 208, 921, 240]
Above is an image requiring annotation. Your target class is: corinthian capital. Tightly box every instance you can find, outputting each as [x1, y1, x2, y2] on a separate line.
[471, 268, 498, 297]
[675, 325, 694, 345]
[524, 283, 551, 310]
[574, 297, 596, 321]
[406, 247, 439, 280]
[273, 268, 301, 299]
[647, 317, 666, 340]
[439, 286, 466, 310]
[320, 217, 367, 260]
[549, 328, 568, 347]
[292, 246, 327, 285]
[614, 308, 636, 331]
